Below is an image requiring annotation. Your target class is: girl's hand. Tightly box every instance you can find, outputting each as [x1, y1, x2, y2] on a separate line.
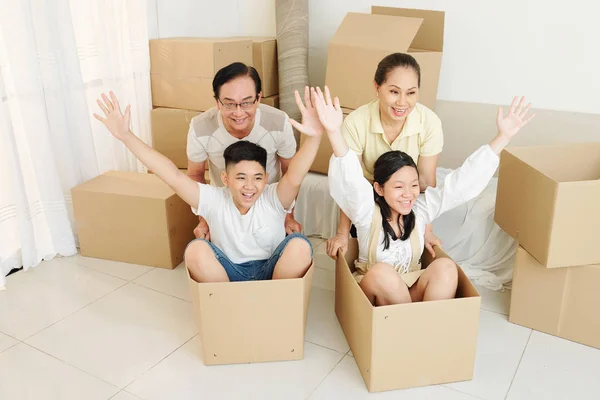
[496, 96, 535, 139]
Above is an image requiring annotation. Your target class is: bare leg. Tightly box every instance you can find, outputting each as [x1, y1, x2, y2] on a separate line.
[272, 237, 312, 280]
[359, 263, 411, 306]
[184, 240, 229, 283]
[409, 258, 458, 302]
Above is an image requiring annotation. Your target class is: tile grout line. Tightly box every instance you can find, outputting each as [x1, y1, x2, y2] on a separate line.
[304, 350, 347, 400]
[21, 341, 120, 391]
[304, 339, 348, 355]
[61, 255, 155, 283]
[21, 279, 129, 342]
[504, 329, 533, 400]
[445, 385, 486, 399]
[129, 281, 192, 303]
[122, 334, 198, 393]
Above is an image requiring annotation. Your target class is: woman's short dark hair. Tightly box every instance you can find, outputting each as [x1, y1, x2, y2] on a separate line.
[223, 141, 267, 171]
[373, 150, 419, 250]
[212, 62, 262, 100]
[374, 53, 421, 88]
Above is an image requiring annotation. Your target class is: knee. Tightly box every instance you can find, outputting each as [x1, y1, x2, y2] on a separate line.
[428, 258, 458, 286]
[282, 236, 312, 260]
[184, 240, 214, 268]
[363, 263, 404, 293]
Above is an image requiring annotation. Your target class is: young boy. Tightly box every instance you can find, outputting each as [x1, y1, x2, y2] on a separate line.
[93, 87, 333, 282]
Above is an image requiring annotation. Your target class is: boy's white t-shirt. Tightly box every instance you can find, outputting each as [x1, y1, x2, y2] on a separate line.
[195, 183, 290, 264]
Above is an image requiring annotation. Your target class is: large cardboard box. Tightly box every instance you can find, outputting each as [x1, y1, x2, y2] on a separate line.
[301, 107, 353, 175]
[187, 264, 314, 365]
[494, 143, 600, 268]
[509, 246, 600, 349]
[261, 94, 279, 109]
[72, 171, 197, 269]
[336, 240, 480, 392]
[151, 108, 201, 168]
[150, 38, 253, 111]
[251, 37, 278, 97]
[325, 9, 444, 111]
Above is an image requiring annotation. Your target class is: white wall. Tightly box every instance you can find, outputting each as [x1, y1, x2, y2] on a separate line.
[147, 0, 275, 39]
[148, 0, 600, 115]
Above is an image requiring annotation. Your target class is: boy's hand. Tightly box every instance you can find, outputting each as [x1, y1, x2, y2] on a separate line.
[289, 86, 324, 137]
[93, 91, 132, 141]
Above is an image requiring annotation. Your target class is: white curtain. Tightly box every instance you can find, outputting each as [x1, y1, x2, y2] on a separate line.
[0, 0, 152, 287]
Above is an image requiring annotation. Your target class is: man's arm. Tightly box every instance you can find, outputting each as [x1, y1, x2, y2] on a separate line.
[187, 160, 207, 184]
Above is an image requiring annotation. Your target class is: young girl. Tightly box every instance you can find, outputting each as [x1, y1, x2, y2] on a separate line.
[327, 53, 444, 261]
[301, 87, 534, 306]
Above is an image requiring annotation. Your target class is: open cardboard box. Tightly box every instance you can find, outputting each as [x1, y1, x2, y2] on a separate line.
[325, 8, 444, 111]
[509, 246, 600, 350]
[335, 239, 480, 392]
[495, 142, 600, 268]
[187, 263, 314, 365]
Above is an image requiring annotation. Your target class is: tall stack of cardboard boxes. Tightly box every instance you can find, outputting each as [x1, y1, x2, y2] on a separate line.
[494, 142, 600, 349]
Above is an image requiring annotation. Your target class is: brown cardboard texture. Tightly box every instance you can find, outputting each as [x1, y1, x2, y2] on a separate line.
[151, 108, 201, 168]
[335, 239, 480, 392]
[494, 142, 600, 268]
[301, 107, 353, 175]
[509, 246, 600, 349]
[150, 38, 252, 111]
[251, 37, 278, 97]
[72, 171, 197, 268]
[187, 264, 314, 365]
[325, 10, 443, 110]
[261, 94, 279, 109]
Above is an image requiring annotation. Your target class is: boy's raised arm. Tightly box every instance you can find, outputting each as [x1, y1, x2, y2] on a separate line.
[94, 92, 200, 209]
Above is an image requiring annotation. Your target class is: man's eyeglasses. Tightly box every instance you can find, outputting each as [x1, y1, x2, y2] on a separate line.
[218, 97, 258, 110]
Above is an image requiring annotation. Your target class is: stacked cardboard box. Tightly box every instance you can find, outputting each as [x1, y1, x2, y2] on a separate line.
[250, 37, 280, 109]
[495, 142, 600, 349]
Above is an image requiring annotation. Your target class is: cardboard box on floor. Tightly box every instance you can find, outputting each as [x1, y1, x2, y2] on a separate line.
[301, 107, 353, 175]
[151, 108, 201, 169]
[150, 38, 252, 111]
[72, 171, 197, 269]
[494, 142, 600, 268]
[261, 94, 279, 109]
[509, 246, 600, 349]
[187, 265, 314, 365]
[325, 8, 444, 111]
[335, 239, 480, 392]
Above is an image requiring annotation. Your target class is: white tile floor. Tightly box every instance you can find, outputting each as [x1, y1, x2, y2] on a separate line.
[1, 237, 599, 400]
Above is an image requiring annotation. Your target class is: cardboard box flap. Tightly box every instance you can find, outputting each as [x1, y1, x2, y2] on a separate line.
[331, 13, 423, 53]
[371, 6, 444, 52]
[507, 143, 600, 183]
[72, 171, 175, 200]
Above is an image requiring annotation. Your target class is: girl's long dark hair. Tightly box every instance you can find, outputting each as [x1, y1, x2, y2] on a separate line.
[373, 151, 418, 250]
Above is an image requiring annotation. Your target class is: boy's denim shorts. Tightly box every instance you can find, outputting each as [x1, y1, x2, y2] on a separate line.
[186, 233, 313, 282]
